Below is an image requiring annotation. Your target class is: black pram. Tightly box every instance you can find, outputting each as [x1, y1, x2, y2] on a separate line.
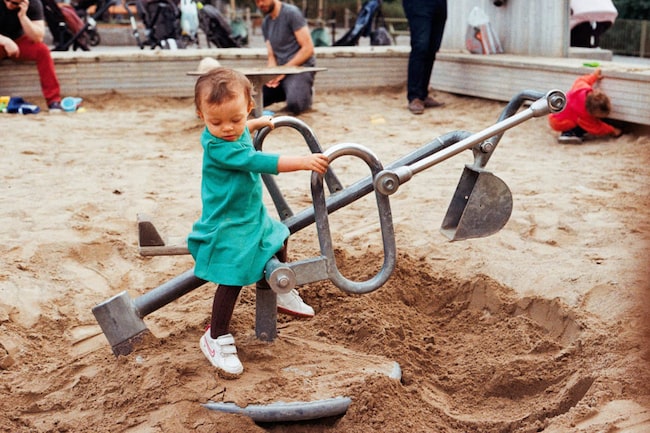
[131, 0, 183, 49]
[43, 0, 116, 51]
[198, 4, 243, 48]
[334, 0, 391, 46]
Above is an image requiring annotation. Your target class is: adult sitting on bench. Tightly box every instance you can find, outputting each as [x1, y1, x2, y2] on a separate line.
[0, 0, 63, 112]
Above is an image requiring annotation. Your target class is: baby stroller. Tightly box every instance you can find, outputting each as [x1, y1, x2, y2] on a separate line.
[131, 0, 183, 49]
[43, 0, 90, 51]
[334, 0, 391, 46]
[72, 0, 117, 46]
[198, 4, 244, 48]
[44, 0, 119, 50]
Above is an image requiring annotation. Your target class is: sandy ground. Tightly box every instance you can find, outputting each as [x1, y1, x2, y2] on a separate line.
[1, 85, 649, 432]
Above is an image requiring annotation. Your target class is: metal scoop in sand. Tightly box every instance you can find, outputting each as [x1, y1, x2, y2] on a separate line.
[440, 165, 513, 241]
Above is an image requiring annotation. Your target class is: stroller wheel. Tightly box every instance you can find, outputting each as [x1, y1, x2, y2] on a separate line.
[180, 34, 198, 48]
[89, 30, 101, 46]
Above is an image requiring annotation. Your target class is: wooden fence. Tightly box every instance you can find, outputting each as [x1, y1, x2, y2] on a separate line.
[600, 19, 650, 58]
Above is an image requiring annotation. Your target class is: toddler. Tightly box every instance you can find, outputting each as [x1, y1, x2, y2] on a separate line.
[188, 67, 329, 377]
[548, 68, 622, 144]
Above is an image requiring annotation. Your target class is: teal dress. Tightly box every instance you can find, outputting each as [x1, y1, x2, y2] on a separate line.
[188, 127, 290, 286]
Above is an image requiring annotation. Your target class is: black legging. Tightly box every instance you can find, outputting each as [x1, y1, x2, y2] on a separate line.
[209, 241, 288, 338]
[210, 284, 242, 338]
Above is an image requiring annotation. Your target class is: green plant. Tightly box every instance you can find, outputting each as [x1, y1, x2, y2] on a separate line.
[612, 0, 650, 20]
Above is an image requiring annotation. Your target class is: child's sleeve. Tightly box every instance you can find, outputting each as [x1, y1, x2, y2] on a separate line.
[212, 143, 280, 174]
[572, 71, 600, 91]
[578, 117, 617, 136]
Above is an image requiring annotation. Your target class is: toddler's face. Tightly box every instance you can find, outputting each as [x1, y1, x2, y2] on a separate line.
[198, 93, 250, 141]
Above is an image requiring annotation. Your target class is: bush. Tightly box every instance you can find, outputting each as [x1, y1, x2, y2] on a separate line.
[600, 18, 650, 56]
[612, 0, 650, 20]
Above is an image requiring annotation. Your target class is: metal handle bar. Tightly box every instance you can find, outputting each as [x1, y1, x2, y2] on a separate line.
[312, 143, 397, 294]
[374, 90, 566, 195]
[254, 116, 344, 220]
[265, 143, 397, 295]
[472, 89, 566, 169]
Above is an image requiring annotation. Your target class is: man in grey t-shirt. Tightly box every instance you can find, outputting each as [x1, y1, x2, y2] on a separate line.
[256, 0, 315, 115]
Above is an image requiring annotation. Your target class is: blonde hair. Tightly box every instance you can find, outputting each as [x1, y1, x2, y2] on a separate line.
[194, 67, 254, 112]
[586, 89, 611, 118]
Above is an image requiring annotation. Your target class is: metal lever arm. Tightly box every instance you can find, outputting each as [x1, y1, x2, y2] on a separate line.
[374, 90, 566, 195]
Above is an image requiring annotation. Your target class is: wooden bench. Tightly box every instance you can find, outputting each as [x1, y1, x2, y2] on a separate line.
[432, 51, 650, 126]
[1, 47, 648, 126]
[0, 46, 410, 100]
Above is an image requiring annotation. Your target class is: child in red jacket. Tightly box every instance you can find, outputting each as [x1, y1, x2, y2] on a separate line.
[548, 68, 622, 144]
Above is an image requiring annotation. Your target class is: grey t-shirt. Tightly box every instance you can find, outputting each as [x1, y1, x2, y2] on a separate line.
[262, 3, 315, 67]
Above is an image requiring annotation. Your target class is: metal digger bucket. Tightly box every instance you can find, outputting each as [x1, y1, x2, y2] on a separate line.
[440, 166, 513, 241]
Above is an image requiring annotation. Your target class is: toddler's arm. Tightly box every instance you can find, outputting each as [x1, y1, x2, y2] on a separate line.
[278, 153, 329, 174]
[593, 68, 603, 81]
[247, 115, 274, 133]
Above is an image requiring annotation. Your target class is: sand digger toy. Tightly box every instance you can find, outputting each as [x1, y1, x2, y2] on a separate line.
[92, 89, 566, 422]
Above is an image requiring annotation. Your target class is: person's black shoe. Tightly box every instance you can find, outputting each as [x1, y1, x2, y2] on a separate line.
[558, 131, 583, 144]
[48, 101, 63, 113]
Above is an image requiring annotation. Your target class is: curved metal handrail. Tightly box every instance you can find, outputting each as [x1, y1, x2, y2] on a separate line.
[254, 117, 344, 220]
[311, 143, 397, 294]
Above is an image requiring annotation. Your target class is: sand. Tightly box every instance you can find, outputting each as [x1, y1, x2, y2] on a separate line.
[1, 86, 649, 432]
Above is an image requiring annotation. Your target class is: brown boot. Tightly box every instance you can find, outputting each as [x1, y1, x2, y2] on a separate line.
[423, 96, 444, 108]
[408, 98, 425, 114]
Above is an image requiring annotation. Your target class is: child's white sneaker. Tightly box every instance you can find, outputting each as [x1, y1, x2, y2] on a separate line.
[200, 328, 243, 378]
[277, 289, 314, 318]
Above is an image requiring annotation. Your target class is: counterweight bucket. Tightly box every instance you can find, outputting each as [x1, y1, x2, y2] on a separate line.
[440, 166, 513, 241]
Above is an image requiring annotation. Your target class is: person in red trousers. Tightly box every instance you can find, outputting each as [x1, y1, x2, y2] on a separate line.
[1, 0, 63, 112]
[548, 68, 622, 144]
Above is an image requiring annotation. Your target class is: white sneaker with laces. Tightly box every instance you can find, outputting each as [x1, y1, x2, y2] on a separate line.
[277, 289, 315, 318]
[200, 328, 243, 378]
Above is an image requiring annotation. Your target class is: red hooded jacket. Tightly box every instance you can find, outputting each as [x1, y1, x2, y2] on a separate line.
[548, 71, 616, 136]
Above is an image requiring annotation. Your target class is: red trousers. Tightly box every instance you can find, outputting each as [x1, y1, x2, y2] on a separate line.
[0, 35, 61, 104]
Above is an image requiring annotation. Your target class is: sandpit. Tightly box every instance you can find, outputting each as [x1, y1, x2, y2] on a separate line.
[0, 87, 649, 432]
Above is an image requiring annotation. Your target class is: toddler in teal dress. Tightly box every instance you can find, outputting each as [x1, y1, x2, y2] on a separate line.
[188, 67, 329, 377]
